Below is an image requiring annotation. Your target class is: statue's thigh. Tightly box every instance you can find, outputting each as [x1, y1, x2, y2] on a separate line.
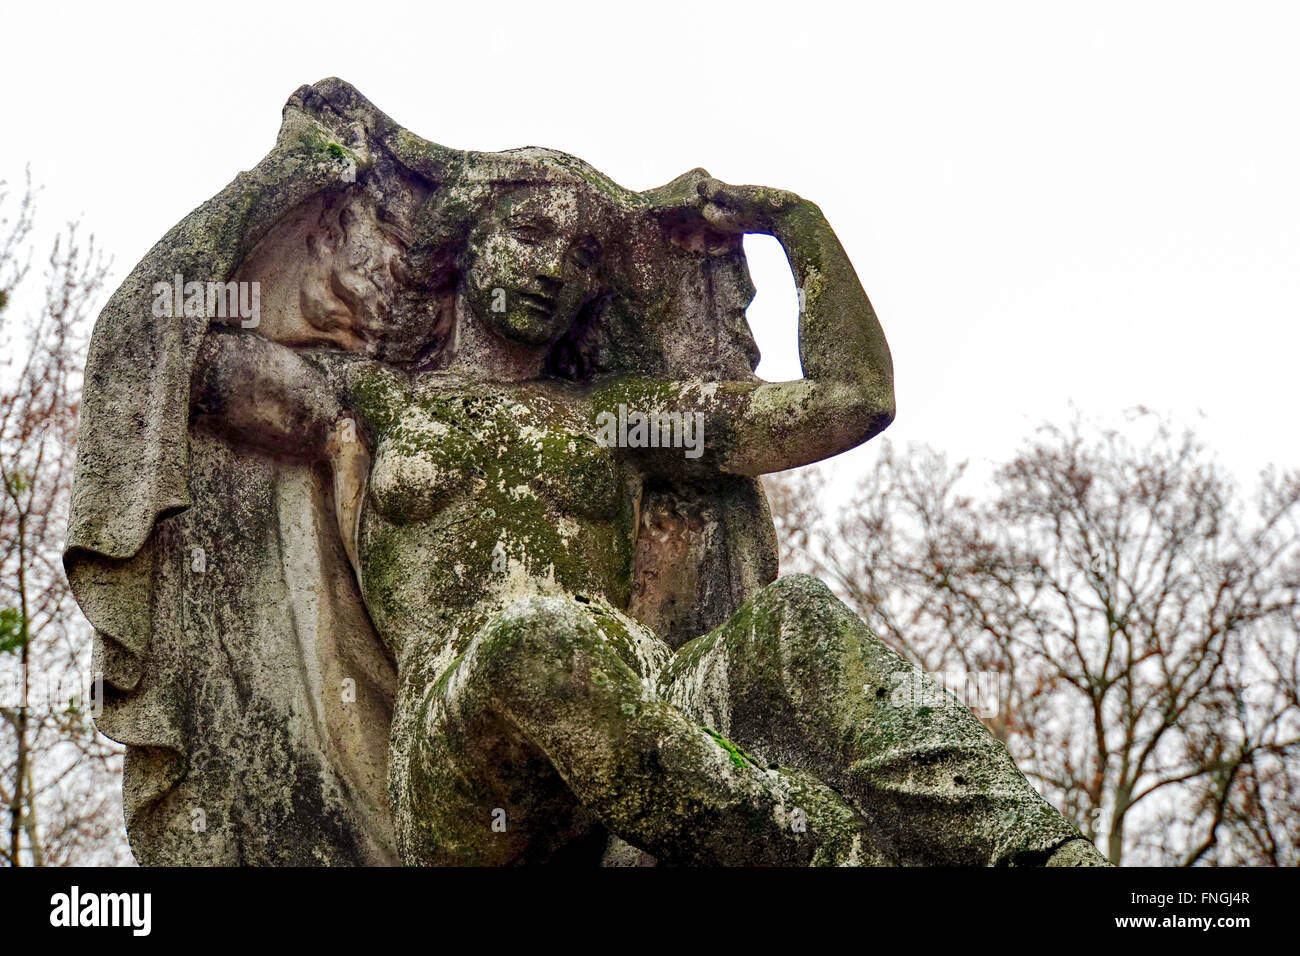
[664, 574, 860, 757]
[394, 595, 669, 864]
[664, 575, 1085, 865]
[664, 573, 981, 769]
[392, 600, 596, 865]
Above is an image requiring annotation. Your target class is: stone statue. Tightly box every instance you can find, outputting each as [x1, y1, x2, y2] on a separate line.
[65, 79, 1106, 866]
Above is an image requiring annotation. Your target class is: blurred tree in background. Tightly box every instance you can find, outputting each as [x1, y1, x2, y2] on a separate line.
[766, 416, 1300, 865]
[0, 173, 130, 866]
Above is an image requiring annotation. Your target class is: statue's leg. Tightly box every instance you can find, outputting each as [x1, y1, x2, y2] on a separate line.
[392, 645, 610, 866]
[664, 574, 1108, 866]
[399, 593, 887, 865]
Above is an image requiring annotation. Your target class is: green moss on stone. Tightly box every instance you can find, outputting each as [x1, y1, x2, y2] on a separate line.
[704, 727, 762, 770]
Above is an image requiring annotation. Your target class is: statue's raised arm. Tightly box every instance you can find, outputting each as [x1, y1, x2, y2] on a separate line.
[615, 171, 895, 477]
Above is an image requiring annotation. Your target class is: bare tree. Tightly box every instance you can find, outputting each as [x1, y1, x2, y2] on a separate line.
[0, 171, 131, 866]
[766, 413, 1300, 865]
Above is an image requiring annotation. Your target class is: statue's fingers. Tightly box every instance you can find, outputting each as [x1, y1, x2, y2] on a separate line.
[646, 168, 714, 210]
[694, 175, 733, 202]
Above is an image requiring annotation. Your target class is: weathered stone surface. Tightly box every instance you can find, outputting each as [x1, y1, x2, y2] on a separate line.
[66, 78, 1105, 866]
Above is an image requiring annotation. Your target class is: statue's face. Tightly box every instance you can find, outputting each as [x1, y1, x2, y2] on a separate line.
[464, 185, 604, 347]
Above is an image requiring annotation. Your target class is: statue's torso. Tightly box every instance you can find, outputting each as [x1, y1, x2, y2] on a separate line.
[345, 365, 640, 662]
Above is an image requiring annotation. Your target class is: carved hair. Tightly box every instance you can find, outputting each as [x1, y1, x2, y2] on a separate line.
[299, 188, 413, 351]
[253, 147, 754, 381]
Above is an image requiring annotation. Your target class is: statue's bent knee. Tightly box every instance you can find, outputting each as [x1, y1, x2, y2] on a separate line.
[472, 597, 604, 694]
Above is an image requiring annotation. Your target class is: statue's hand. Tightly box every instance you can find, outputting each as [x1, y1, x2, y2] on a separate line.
[642, 167, 716, 214]
[645, 170, 806, 237]
[326, 417, 370, 579]
[697, 178, 806, 236]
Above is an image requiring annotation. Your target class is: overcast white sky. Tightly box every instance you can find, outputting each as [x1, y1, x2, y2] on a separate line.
[4, 0, 1297, 490]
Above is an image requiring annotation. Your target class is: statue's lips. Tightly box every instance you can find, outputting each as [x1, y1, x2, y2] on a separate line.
[516, 291, 555, 315]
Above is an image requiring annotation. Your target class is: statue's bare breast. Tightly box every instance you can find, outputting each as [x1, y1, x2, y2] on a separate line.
[353, 375, 639, 661]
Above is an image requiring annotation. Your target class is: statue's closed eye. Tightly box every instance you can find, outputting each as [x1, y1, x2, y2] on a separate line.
[506, 218, 551, 244]
[569, 237, 600, 270]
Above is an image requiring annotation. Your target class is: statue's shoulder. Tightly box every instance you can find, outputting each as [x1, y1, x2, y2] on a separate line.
[297, 348, 410, 433]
